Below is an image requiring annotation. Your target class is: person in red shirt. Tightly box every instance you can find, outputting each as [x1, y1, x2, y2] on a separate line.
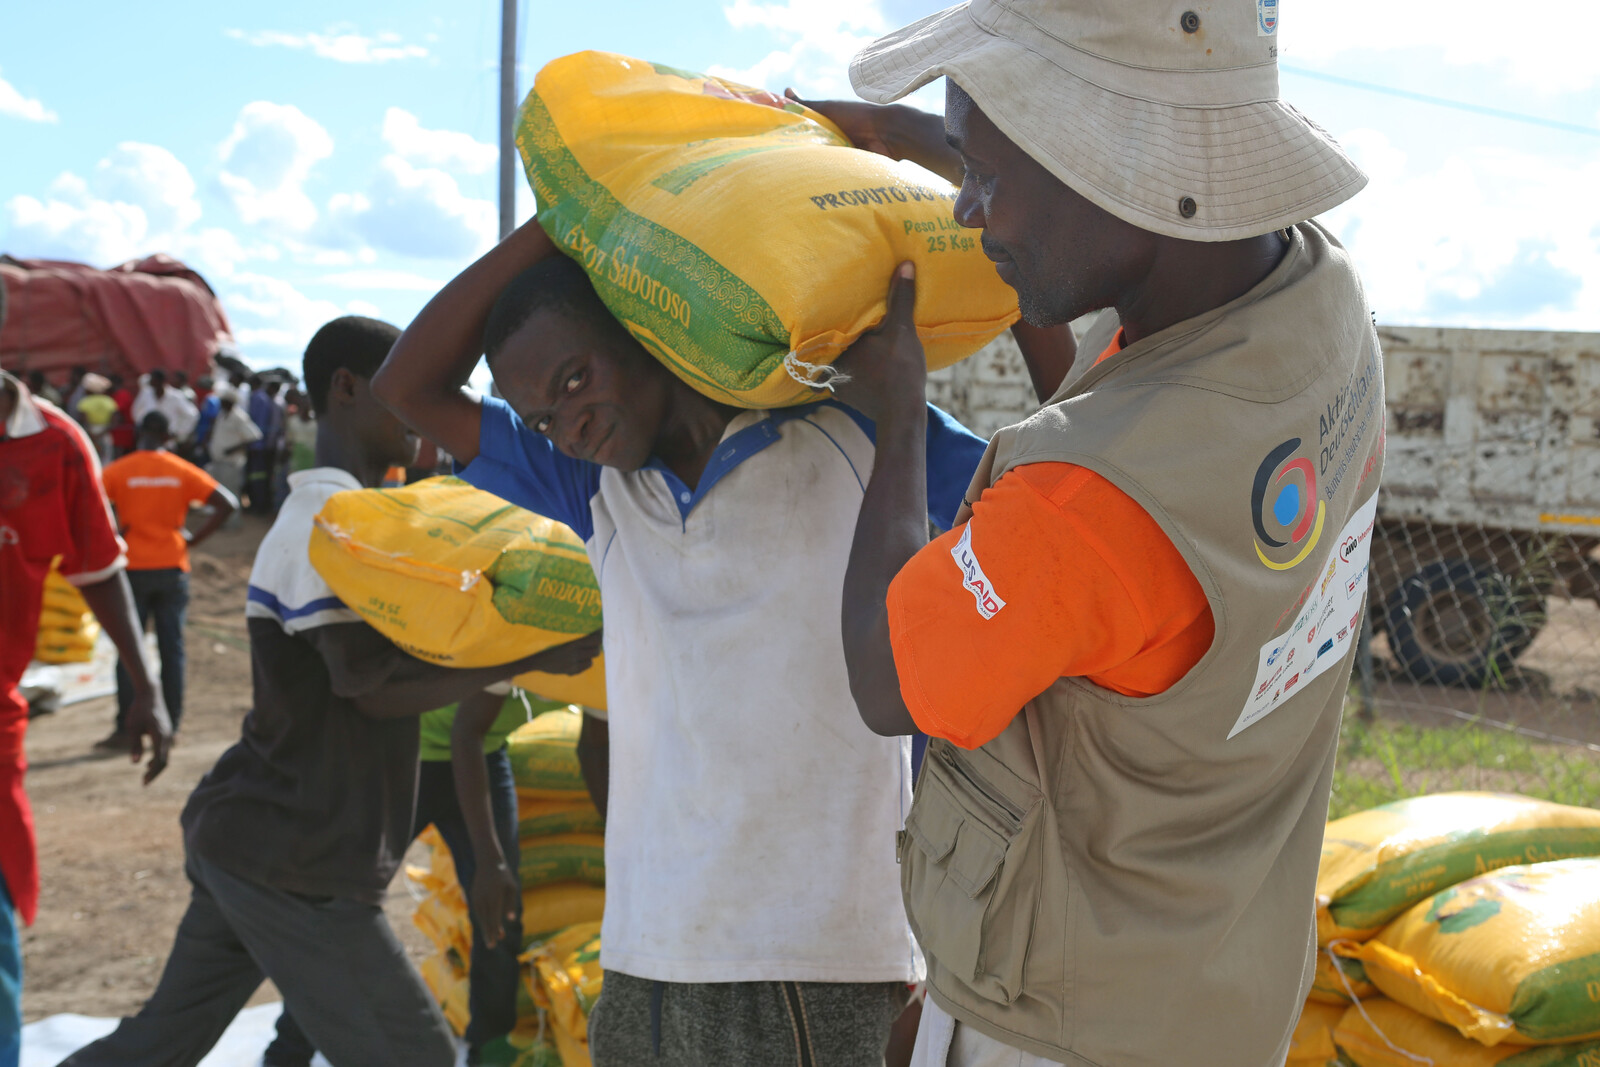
[100, 411, 237, 745]
[0, 366, 172, 1063]
[109, 374, 137, 458]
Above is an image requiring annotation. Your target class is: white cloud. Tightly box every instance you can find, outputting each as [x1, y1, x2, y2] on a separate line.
[0, 68, 56, 123]
[328, 156, 496, 261]
[711, 0, 890, 98]
[382, 108, 497, 175]
[218, 102, 334, 233]
[1322, 129, 1600, 330]
[1, 142, 283, 284]
[221, 272, 364, 363]
[317, 268, 443, 291]
[5, 176, 149, 266]
[1287, 1, 1598, 94]
[93, 142, 201, 233]
[224, 27, 427, 64]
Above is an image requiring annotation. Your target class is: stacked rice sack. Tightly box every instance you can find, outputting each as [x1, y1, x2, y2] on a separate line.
[1289, 793, 1600, 1066]
[520, 922, 602, 1067]
[34, 565, 100, 664]
[410, 705, 606, 1063]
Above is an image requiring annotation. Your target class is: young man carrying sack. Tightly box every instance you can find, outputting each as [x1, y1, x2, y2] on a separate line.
[821, 2, 1383, 1065]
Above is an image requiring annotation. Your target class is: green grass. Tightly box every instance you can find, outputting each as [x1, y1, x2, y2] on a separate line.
[1329, 700, 1600, 819]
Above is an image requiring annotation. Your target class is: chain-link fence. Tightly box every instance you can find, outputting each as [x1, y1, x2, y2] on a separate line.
[931, 324, 1600, 814]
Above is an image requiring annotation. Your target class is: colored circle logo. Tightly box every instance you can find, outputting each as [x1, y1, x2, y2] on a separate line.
[1251, 438, 1325, 570]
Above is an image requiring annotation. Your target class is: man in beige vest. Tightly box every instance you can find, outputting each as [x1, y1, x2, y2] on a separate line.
[817, 1, 1384, 1064]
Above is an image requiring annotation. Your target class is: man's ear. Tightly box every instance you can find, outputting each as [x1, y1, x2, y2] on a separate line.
[328, 366, 359, 408]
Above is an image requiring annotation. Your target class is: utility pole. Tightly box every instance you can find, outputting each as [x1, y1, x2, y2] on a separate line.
[498, 0, 518, 240]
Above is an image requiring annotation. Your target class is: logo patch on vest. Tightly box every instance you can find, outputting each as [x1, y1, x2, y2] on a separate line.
[1249, 438, 1325, 571]
[951, 525, 1006, 620]
[1230, 492, 1378, 739]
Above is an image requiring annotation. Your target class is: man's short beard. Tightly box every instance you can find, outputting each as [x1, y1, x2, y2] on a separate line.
[1015, 280, 1073, 329]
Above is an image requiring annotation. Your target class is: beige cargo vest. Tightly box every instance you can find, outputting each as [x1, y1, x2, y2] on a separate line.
[900, 223, 1384, 1066]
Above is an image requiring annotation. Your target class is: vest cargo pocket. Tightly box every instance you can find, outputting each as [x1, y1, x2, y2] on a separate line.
[902, 744, 1042, 1005]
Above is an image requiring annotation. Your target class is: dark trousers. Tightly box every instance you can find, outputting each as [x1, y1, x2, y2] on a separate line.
[590, 971, 911, 1067]
[268, 748, 523, 1061]
[244, 448, 275, 514]
[59, 850, 455, 1067]
[115, 568, 188, 732]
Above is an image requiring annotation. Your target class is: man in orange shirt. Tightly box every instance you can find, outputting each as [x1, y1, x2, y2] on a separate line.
[99, 411, 238, 746]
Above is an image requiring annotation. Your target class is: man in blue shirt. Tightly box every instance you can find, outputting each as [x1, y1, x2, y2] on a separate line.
[374, 218, 1070, 1065]
[244, 376, 283, 514]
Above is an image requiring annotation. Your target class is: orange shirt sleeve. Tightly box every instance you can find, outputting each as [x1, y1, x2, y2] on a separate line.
[886, 462, 1215, 749]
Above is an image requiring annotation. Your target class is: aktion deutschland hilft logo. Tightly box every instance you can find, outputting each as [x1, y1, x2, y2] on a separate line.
[1251, 438, 1325, 570]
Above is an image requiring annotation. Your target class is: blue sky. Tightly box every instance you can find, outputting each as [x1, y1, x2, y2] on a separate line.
[3, 0, 1598, 370]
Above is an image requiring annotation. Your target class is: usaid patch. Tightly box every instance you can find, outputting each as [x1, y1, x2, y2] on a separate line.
[1258, 0, 1278, 35]
[951, 525, 1006, 619]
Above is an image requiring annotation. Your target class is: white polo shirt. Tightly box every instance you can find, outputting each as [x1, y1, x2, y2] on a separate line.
[463, 396, 983, 983]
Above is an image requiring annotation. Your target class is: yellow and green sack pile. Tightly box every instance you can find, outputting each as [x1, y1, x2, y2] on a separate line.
[409, 706, 606, 1061]
[519, 50, 1020, 408]
[1305, 793, 1600, 1063]
[1316, 793, 1600, 945]
[518, 921, 603, 1067]
[309, 477, 607, 708]
[35, 564, 100, 664]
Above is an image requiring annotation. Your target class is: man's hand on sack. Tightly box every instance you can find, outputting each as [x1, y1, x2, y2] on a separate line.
[825, 263, 926, 426]
[526, 629, 604, 677]
[784, 90, 962, 185]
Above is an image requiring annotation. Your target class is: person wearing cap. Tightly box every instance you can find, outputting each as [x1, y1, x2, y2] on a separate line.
[75, 373, 118, 463]
[97, 411, 238, 749]
[818, 3, 1385, 1065]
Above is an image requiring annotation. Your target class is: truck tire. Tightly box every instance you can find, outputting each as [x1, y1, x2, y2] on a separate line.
[1384, 559, 1542, 688]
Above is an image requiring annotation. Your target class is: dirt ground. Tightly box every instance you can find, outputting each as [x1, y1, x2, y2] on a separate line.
[20, 516, 432, 1024]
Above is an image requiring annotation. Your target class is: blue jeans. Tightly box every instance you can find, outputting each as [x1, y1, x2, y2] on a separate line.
[115, 568, 189, 732]
[0, 871, 21, 1067]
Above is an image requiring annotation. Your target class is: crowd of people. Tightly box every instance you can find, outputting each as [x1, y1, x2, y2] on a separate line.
[25, 362, 319, 517]
[0, 3, 1387, 1066]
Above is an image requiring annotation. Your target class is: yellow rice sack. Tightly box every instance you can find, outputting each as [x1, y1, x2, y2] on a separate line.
[518, 796, 605, 840]
[37, 606, 90, 631]
[1318, 793, 1600, 944]
[1338, 859, 1600, 1047]
[522, 884, 605, 944]
[1290, 1000, 1347, 1065]
[520, 833, 605, 889]
[516, 657, 607, 712]
[527, 922, 603, 1050]
[520, 50, 1020, 409]
[413, 892, 471, 960]
[1308, 948, 1378, 1005]
[1333, 998, 1600, 1067]
[420, 950, 471, 1036]
[508, 709, 589, 799]
[308, 477, 602, 670]
[42, 566, 89, 613]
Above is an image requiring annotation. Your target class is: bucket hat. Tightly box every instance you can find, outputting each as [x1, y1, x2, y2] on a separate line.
[850, 0, 1366, 241]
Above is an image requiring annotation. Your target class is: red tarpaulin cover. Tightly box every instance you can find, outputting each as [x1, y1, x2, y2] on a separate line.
[0, 254, 234, 385]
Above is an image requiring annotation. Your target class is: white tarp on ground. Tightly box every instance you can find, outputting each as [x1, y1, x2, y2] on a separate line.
[21, 1003, 332, 1066]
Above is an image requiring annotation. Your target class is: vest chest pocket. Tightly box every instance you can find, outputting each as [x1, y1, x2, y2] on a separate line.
[901, 744, 1043, 1005]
